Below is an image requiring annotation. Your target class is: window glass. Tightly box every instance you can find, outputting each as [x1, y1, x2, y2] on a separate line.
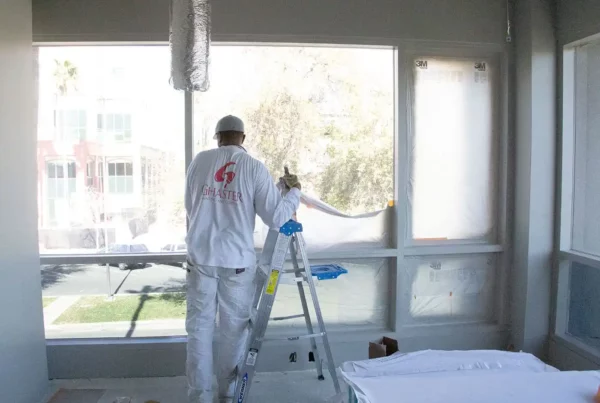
[572, 43, 600, 257]
[86, 161, 94, 187]
[193, 45, 394, 251]
[67, 162, 76, 178]
[409, 57, 498, 243]
[98, 112, 133, 142]
[55, 109, 87, 141]
[37, 46, 184, 253]
[568, 262, 600, 350]
[45, 160, 78, 226]
[112, 244, 128, 253]
[131, 244, 149, 253]
[400, 254, 497, 325]
[48, 162, 56, 178]
[116, 162, 125, 176]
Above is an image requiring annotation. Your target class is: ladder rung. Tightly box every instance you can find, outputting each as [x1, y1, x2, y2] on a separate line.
[262, 332, 325, 342]
[271, 314, 306, 321]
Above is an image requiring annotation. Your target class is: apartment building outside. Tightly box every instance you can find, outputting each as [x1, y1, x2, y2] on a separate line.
[36, 47, 184, 251]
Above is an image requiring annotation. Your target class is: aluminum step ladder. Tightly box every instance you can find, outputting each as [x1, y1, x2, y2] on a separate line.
[233, 220, 342, 403]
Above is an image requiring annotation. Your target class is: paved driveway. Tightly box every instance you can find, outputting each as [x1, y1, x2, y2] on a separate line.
[41, 263, 187, 297]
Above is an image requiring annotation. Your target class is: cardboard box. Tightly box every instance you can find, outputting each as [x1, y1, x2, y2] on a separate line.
[368, 336, 399, 359]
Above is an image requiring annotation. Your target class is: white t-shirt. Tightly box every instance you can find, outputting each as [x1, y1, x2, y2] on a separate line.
[185, 145, 301, 268]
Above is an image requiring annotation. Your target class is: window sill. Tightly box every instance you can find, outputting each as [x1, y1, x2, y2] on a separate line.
[46, 323, 508, 346]
[552, 333, 600, 366]
[559, 250, 600, 270]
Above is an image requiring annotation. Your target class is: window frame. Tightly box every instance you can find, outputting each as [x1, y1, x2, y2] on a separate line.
[37, 41, 510, 342]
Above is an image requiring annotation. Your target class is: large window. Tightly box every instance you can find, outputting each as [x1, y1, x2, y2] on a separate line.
[38, 46, 185, 339]
[38, 44, 506, 341]
[555, 39, 600, 356]
[193, 46, 395, 252]
[572, 42, 600, 257]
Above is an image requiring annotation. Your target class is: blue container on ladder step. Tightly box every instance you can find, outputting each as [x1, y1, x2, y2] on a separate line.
[310, 264, 348, 280]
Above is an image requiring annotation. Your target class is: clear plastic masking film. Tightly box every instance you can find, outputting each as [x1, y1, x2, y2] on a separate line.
[408, 58, 498, 242]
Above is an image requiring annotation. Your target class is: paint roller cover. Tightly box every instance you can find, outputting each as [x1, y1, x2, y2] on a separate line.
[170, 0, 211, 91]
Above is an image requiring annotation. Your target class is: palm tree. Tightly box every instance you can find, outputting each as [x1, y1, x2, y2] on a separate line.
[51, 59, 80, 230]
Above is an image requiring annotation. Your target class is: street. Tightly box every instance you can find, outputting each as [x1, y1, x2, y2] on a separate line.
[41, 263, 187, 297]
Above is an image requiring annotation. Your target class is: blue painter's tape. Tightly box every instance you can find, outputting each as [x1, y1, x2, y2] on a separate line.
[310, 264, 348, 280]
[279, 220, 303, 235]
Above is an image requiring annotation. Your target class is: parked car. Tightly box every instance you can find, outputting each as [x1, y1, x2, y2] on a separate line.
[98, 243, 150, 270]
[161, 243, 188, 269]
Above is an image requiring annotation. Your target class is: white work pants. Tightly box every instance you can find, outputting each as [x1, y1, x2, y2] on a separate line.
[186, 264, 256, 403]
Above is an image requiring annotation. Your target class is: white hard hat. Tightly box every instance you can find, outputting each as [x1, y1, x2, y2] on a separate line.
[214, 115, 244, 139]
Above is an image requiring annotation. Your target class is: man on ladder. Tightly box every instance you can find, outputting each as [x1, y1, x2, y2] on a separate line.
[185, 115, 302, 403]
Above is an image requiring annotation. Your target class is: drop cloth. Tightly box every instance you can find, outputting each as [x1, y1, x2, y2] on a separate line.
[347, 370, 600, 403]
[341, 350, 564, 403]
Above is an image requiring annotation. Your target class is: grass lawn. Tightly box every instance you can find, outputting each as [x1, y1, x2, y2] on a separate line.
[43, 297, 57, 308]
[55, 293, 186, 324]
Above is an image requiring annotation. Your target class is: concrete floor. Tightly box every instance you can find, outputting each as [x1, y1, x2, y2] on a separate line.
[48, 371, 348, 403]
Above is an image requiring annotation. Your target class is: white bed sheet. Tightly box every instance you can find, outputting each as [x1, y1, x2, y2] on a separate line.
[341, 350, 562, 403]
[348, 370, 600, 403]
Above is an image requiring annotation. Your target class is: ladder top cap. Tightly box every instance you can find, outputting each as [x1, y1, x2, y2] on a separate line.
[279, 220, 303, 235]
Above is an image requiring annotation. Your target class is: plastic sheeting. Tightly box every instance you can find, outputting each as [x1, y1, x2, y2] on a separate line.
[341, 350, 559, 403]
[401, 255, 496, 324]
[254, 193, 391, 253]
[267, 259, 390, 330]
[344, 368, 597, 403]
[342, 349, 557, 379]
[170, 0, 211, 91]
[572, 42, 600, 256]
[408, 57, 498, 242]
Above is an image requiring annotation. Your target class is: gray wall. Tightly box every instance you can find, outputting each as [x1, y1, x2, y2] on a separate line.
[511, 0, 556, 357]
[556, 0, 600, 46]
[0, 1, 49, 402]
[33, 0, 508, 44]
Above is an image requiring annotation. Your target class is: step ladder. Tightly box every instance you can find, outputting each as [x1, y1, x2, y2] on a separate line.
[233, 220, 343, 403]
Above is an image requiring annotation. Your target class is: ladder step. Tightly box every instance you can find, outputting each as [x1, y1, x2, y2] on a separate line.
[262, 332, 325, 342]
[271, 314, 306, 321]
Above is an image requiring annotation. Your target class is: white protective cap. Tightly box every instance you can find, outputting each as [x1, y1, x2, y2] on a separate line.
[214, 115, 245, 139]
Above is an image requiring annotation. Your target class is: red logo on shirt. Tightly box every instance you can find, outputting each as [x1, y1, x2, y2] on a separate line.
[215, 162, 236, 188]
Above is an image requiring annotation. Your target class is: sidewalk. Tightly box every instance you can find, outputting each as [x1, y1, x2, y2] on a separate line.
[45, 318, 187, 339]
[44, 296, 81, 326]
